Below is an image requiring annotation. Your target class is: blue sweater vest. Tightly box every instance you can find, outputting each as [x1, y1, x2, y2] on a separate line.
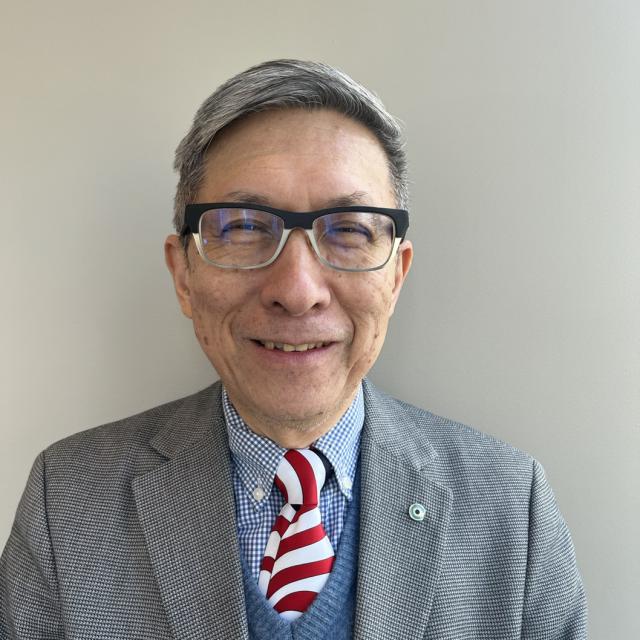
[241, 474, 360, 639]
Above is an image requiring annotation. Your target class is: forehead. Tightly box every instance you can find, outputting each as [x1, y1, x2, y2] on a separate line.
[198, 108, 395, 208]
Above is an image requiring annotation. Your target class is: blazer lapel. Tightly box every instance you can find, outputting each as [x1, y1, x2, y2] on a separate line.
[132, 383, 249, 640]
[355, 381, 453, 639]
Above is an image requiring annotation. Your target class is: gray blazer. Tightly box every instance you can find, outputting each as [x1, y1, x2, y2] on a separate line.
[0, 380, 586, 639]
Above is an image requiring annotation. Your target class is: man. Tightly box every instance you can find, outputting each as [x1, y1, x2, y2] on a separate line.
[0, 60, 586, 639]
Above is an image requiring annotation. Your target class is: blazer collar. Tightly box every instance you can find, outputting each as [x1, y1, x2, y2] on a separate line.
[133, 381, 250, 640]
[147, 382, 222, 459]
[355, 379, 452, 639]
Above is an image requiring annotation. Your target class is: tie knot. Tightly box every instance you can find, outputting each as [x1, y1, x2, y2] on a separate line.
[274, 449, 328, 507]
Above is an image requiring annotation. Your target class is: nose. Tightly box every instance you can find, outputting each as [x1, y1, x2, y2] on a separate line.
[259, 230, 331, 316]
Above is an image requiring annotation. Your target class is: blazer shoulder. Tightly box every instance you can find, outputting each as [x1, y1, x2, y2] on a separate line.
[42, 382, 221, 472]
[363, 379, 535, 481]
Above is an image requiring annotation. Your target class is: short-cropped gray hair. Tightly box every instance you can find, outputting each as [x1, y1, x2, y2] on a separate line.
[173, 59, 408, 235]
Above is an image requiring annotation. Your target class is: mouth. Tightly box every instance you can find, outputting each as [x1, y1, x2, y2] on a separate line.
[252, 339, 332, 352]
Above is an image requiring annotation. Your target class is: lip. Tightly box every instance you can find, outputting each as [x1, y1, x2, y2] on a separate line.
[248, 338, 336, 365]
[252, 338, 333, 350]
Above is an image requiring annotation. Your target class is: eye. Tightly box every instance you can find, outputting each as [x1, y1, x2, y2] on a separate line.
[321, 220, 376, 248]
[217, 215, 279, 241]
[221, 220, 270, 233]
[328, 222, 373, 238]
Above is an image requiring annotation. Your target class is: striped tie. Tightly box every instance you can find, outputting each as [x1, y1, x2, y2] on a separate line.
[258, 448, 335, 621]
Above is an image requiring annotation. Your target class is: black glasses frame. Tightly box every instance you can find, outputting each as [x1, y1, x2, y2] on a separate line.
[182, 202, 410, 238]
[181, 202, 410, 272]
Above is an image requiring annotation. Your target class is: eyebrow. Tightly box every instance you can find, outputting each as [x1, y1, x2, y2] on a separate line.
[221, 190, 373, 210]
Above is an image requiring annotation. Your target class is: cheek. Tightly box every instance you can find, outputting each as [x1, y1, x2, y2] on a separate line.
[186, 268, 261, 352]
[345, 274, 395, 365]
[188, 282, 232, 347]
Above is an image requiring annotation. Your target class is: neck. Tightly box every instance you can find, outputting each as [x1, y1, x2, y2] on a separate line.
[227, 388, 359, 449]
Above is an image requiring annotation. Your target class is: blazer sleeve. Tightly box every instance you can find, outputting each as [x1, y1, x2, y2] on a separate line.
[0, 452, 65, 639]
[521, 459, 588, 639]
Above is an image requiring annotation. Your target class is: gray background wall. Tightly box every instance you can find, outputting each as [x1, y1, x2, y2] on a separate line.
[1, 1, 638, 637]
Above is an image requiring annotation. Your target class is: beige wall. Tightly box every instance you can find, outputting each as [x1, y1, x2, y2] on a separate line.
[1, 1, 638, 637]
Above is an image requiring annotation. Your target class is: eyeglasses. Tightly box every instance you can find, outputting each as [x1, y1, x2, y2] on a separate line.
[181, 202, 409, 272]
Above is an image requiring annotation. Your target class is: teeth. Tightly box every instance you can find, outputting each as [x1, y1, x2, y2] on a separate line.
[259, 340, 326, 351]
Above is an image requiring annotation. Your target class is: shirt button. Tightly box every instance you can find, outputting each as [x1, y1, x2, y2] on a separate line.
[342, 477, 353, 490]
[252, 486, 265, 501]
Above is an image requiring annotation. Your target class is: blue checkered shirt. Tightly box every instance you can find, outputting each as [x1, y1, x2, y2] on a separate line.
[222, 385, 364, 580]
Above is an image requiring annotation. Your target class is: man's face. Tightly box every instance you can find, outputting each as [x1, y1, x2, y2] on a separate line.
[166, 108, 412, 446]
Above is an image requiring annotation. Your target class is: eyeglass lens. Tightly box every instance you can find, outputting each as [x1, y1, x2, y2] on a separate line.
[198, 207, 396, 270]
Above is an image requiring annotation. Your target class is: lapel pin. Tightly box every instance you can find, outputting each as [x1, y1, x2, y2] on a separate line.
[408, 502, 426, 522]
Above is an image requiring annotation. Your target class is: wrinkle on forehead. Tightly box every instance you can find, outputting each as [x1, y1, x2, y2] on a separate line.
[219, 189, 374, 211]
[198, 108, 395, 210]
[204, 108, 389, 177]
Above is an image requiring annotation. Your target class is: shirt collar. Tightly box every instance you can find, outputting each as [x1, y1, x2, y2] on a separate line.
[223, 384, 364, 509]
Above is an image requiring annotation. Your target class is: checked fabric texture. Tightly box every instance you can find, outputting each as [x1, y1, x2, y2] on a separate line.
[258, 448, 335, 621]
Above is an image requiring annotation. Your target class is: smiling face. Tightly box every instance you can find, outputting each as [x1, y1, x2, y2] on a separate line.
[165, 108, 412, 447]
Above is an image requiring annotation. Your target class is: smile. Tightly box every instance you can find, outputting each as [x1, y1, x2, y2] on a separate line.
[255, 340, 330, 352]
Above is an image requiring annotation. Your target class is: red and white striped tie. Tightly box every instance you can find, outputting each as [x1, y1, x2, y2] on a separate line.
[258, 448, 335, 621]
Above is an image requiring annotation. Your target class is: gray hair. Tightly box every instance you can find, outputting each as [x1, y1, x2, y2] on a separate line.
[173, 59, 408, 235]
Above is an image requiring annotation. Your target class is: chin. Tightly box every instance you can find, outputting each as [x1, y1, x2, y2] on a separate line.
[256, 398, 336, 430]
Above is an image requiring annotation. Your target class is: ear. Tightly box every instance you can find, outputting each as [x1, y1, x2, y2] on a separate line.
[164, 234, 194, 319]
[388, 240, 413, 317]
